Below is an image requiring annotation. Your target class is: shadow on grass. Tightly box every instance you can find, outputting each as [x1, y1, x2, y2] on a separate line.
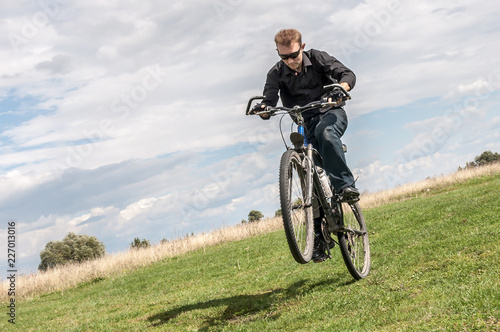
[147, 278, 345, 329]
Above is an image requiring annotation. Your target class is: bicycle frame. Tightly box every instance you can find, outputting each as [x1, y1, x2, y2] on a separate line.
[298, 124, 364, 248]
[289, 113, 341, 235]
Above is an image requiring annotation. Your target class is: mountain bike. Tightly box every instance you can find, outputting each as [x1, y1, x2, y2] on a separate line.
[245, 84, 370, 280]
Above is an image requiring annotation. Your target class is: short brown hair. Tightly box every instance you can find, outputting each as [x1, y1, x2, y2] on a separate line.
[274, 29, 302, 47]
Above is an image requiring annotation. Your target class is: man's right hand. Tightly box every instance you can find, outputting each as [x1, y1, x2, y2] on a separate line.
[250, 103, 270, 119]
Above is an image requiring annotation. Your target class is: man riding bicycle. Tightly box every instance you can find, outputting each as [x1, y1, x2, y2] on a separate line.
[250, 28, 359, 263]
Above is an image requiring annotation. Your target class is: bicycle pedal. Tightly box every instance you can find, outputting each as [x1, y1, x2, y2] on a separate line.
[313, 255, 330, 263]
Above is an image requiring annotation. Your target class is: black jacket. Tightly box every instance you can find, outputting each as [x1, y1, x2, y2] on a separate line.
[262, 49, 356, 121]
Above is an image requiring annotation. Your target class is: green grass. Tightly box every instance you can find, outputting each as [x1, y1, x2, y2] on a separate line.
[3, 173, 500, 331]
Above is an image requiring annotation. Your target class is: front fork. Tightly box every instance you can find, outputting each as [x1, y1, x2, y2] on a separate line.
[304, 144, 314, 211]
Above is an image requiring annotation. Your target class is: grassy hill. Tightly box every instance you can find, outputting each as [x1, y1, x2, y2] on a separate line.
[2, 167, 500, 331]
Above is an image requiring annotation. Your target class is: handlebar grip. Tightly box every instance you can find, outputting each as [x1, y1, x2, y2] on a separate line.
[323, 83, 351, 100]
[245, 96, 265, 115]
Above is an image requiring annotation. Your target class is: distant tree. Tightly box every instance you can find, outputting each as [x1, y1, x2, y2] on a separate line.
[241, 219, 247, 224]
[39, 232, 105, 271]
[130, 237, 151, 249]
[459, 151, 500, 170]
[248, 210, 264, 223]
[275, 209, 282, 217]
[474, 151, 500, 166]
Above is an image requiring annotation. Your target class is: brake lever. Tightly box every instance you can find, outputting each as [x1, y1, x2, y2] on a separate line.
[323, 83, 352, 100]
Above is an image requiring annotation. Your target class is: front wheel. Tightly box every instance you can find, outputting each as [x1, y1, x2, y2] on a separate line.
[338, 202, 371, 279]
[279, 149, 314, 264]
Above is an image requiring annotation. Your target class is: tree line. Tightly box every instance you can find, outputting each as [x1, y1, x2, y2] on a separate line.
[458, 150, 500, 170]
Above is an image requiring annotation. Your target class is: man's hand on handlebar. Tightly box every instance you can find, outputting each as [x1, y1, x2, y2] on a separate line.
[340, 82, 351, 92]
[249, 103, 271, 120]
[322, 88, 345, 104]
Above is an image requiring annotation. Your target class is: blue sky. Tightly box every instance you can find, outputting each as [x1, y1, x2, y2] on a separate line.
[1, 0, 500, 274]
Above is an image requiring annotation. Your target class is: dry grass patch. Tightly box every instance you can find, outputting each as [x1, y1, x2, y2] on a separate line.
[0, 217, 282, 302]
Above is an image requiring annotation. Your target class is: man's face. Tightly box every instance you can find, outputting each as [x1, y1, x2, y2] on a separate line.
[277, 42, 304, 72]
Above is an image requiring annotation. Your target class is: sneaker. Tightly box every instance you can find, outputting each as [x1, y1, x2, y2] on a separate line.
[340, 186, 360, 202]
[312, 235, 329, 263]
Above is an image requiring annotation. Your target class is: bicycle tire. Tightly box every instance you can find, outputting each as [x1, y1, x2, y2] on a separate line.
[279, 149, 314, 264]
[338, 202, 371, 279]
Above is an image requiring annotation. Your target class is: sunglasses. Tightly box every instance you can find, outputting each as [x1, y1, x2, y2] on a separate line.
[278, 48, 301, 60]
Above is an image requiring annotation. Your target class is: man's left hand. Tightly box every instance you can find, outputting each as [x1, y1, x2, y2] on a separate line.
[340, 82, 350, 92]
[323, 89, 345, 104]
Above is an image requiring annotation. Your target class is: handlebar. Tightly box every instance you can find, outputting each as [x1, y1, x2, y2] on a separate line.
[245, 83, 351, 116]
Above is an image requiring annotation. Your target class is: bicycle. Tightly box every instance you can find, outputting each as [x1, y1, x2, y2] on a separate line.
[245, 84, 370, 280]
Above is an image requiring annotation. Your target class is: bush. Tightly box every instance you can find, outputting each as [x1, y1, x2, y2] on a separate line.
[474, 151, 500, 166]
[38, 233, 105, 271]
[248, 210, 264, 223]
[130, 237, 151, 249]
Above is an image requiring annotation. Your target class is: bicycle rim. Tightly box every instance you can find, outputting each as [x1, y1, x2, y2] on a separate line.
[338, 202, 371, 279]
[279, 150, 313, 264]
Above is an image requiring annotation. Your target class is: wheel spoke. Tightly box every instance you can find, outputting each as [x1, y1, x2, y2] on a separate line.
[290, 161, 307, 253]
[338, 202, 371, 279]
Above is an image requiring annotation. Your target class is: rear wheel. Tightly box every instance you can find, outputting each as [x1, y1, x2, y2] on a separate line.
[279, 149, 314, 264]
[338, 202, 371, 279]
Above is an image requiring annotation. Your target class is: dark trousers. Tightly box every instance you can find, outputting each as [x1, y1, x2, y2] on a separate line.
[305, 107, 355, 192]
[305, 108, 355, 236]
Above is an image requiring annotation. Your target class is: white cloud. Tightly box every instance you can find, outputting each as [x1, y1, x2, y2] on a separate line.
[119, 197, 159, 221]
[444, 78, 498, 100]
[354, 151, 466, 192]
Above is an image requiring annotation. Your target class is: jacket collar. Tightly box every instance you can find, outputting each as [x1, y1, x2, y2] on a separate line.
[283, 50, 312, 76]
